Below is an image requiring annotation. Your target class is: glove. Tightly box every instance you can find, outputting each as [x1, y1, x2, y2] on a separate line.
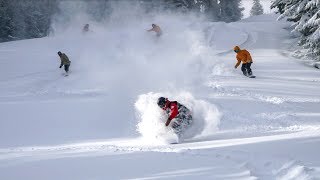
[59, 65, 62, 68]
[234, 65, 237, 69]
[165, 118, 171, 126]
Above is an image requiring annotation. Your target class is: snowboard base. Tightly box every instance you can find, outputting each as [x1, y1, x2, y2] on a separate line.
[170, 142, 179, 144]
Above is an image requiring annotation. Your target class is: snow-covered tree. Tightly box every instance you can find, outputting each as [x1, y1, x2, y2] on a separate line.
[13, 0, 57, 39]
[163, 0, 192, 12]
[219, 0, 244, 22]
[159, 0, 221, 21]
[0, 0, 14, 41]
[250, 0, 264, 16]
[271, 0, 320, 62]
[0, 0, 58, 42]
[207, 0, 220, 21]
[86, 0, 111, 22]
[193, 0, 211, 13]
[271, 0, 289, 14]
[301, 1, 320, 61]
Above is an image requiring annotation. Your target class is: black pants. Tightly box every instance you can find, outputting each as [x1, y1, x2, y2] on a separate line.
[241, 62, 252, 76]
[171, 106, 192, 136]
[64, 64, 70, 73]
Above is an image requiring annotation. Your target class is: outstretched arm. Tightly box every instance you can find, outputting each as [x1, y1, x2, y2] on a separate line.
[235, 60, 241, 69]
[147, 28, 154, 32]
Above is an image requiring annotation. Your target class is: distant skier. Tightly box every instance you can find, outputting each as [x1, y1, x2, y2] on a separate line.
[157, 97, 192, 136]
[83, 24, 89, 33]
[147, 24, 162, 37]
[233, 46, 254, 77]
[57, 51, 71, 75]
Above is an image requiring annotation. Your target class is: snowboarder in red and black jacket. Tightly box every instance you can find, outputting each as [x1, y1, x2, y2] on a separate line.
[157, 97, 192, 135]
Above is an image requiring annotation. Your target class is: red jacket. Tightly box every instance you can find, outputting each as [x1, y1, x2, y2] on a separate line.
[162, 101, 179, 120]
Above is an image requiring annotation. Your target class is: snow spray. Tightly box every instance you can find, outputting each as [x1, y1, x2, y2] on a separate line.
[135, 92, 221, 144]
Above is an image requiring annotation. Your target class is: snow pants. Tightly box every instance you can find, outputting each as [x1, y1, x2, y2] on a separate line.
[241, 62, 252, 76]
[64, 64, 70, 73]
[171, 105, 192, 136]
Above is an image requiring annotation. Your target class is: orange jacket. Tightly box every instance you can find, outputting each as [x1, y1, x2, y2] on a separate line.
[235, 49, 253, 68]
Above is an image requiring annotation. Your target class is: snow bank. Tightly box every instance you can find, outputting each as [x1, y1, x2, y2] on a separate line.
[134, 92, 221, 144]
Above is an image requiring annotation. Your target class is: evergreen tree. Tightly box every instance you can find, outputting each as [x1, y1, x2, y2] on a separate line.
[86, 0, 111, 22]
[250, 0, 264, 16]
[193, 0, 210, 13]
[0, 0, 14, 41]
[0, 0, 58, 42]
[270, 0, 289, 14]
[207, 0, 220, 21]
[219, 0, 244, 22]
[163, 0, 192, 12]
[162, 0, 220, 21]
[301, 1, 320, 61]
[271, 0, 320, 61]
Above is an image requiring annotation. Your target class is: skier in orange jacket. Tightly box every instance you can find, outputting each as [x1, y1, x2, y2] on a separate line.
[234, 46, 253, 77]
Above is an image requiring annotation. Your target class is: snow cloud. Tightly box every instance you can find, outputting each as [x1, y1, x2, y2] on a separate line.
[135, 92, 221, 144]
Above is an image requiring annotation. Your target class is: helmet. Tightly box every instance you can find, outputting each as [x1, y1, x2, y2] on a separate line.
[157, 97, 167, 108]
[233, 46, 240, 53]
[57, 51, 62, 55]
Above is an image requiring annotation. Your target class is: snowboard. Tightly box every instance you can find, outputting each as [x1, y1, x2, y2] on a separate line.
[244, 74, 255, 78]
[170, 142, 179, 144]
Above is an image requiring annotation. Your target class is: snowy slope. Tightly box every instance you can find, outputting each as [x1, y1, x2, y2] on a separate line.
[0, 13, 320, 180]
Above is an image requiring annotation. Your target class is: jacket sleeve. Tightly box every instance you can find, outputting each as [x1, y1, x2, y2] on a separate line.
[235, 53, 242, 68]
[235, 60, 241, 68]
[168, 103, 179, 120]
[147, 27, 155, 32]
[59, 57, 63, 67]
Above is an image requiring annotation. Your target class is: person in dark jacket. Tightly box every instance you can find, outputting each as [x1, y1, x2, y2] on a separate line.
[57, 51, 71, 74]
[83, 24, 89, 33]
[157, 97, 192, 135]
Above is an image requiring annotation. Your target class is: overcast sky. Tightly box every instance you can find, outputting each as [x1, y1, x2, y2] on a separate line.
[241, 0, 274, 18]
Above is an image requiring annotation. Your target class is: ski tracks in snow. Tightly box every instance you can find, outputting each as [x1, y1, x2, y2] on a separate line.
[0, 71, 108, 102]
[1, 131, 319, 179]
[204, 17, 320, 134]
[205, 22, 255, 56]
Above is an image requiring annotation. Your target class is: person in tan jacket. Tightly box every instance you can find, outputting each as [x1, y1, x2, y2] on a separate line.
[58, 51, 71, 74]
[234, 46, 253, 76]
[147, 24, 162, 37]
